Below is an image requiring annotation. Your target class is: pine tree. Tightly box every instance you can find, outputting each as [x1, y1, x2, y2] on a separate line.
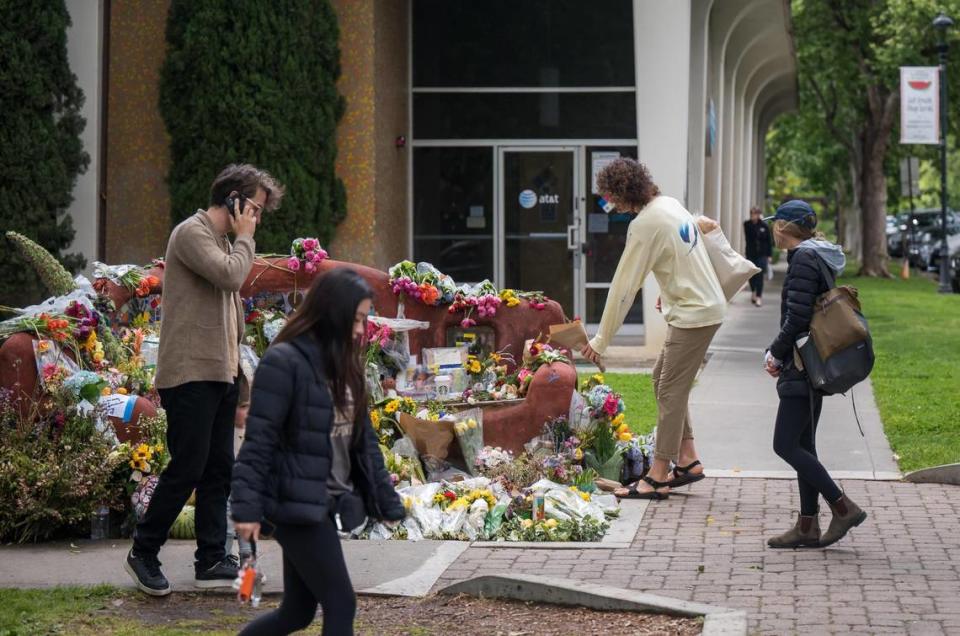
[159, 0, 347, 252]
[0, 0, 88, 307]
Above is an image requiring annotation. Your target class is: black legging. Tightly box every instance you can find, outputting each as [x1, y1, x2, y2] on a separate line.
[773, 394, 843, 515]
[239, 519, 355, 636]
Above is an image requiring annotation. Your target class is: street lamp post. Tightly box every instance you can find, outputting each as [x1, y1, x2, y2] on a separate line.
[934, 12, 954, 293]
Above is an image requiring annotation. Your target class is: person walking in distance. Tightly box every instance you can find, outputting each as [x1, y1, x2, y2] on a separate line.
[232, 269, 406, 636]
[763, 200, 868, 549]
[124, 164, 284, 596]
[580, 158, 726, 499]
[744, 205, 773, 306]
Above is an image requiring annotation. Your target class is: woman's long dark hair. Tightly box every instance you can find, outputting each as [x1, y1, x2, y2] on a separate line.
[273, 268, 372, 449]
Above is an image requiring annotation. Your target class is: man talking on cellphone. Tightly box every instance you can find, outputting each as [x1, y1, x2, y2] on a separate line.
[125, 164, 285, 596]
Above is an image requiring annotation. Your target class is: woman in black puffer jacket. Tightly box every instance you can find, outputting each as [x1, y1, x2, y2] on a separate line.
[232, 269, 405, 636]
[762, 200, 867, 550]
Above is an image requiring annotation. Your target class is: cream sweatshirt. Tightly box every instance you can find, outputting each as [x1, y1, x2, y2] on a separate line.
[589, 196, 726, 355]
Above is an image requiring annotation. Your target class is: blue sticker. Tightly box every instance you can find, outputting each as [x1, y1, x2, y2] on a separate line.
[678, 221, 700, 254]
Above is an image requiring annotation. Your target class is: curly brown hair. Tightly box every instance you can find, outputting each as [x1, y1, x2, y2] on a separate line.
[595, 158, 660, 211]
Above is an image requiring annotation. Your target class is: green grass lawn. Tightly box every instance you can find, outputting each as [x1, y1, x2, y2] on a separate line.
[848, 275, 960, 471]
[594, 372, 657, 435]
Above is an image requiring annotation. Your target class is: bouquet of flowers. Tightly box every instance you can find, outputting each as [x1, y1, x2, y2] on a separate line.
[474, 446, 514, 472]
[387, 261, 456, 307]
[287, 237, 329, 274]
[449, 280, 501, 327]
[452, 409, 484, 475]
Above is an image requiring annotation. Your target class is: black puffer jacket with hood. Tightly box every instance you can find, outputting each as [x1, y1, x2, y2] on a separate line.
[231, 334, 405, 526]
[768, 240, 845, 397]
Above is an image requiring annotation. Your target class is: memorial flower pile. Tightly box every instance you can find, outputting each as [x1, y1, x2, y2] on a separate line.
[387, 260, 549, 321]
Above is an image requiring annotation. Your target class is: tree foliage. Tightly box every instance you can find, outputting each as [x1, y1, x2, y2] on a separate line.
[767, 0, 960, 275]
[0, 0, 88, 307]
[159, 0, 347, 252]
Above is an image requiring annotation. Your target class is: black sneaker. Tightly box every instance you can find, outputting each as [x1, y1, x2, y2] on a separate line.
[194, 555, 240, 589]
[124, 549, 171, 596]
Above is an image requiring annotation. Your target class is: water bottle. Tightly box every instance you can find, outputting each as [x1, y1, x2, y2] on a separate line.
[90, 505, 110, 540]
[234, 540, 263, 607]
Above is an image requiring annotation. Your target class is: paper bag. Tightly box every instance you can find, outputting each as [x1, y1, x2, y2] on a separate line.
[397, 413, 455, 459]
[548, 321, 589, 350]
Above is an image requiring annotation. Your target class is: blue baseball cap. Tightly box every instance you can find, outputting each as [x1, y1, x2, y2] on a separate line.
[763, 200, 817, 227]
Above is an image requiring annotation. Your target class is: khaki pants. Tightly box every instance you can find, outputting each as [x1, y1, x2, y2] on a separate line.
[651, 323, 721, 462]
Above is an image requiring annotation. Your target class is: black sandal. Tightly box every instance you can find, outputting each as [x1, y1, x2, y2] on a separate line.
[617, 476, 670, 500]
[667, 460, 705, 488]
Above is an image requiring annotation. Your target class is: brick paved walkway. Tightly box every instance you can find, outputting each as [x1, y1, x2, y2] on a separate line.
[435, 478, 960, 635]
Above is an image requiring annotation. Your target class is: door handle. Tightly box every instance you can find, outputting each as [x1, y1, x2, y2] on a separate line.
[567, 224, 578, 250]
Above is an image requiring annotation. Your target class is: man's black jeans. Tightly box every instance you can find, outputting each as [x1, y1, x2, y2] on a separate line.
[133, 380, 238, 568]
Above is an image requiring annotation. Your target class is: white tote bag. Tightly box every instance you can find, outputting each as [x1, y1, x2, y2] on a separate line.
[696, 216, 761, 301]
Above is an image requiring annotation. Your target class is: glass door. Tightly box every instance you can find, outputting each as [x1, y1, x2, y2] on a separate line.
[581, 146, 643, 332]
[499, 148, 580, 319]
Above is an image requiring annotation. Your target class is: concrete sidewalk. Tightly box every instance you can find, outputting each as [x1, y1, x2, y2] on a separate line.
[691, 269, 900, 478]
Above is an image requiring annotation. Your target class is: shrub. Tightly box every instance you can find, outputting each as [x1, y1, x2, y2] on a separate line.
[0, 0, 88, 307]
[159, 0, 347, 251]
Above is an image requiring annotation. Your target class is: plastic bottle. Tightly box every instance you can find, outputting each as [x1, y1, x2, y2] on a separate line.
[90, 505, 109, 540]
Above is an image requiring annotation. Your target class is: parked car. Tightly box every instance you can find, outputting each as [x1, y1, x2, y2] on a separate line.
[912, 222, 960, 270]
[889, 209, 958, 261]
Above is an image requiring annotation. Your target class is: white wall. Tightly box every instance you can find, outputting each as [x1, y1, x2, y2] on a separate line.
[65, 0, 102, 274]
[634, 0, 692, 357]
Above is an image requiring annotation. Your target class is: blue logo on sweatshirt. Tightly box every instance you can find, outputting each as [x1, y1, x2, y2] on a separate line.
[678, 221, 699, 254]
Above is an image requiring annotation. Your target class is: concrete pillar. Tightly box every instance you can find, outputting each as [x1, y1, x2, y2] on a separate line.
[65, 0, 104, 272]
[686, 0, 714, 214]
[331, 0, 410, 270]
[634, 0, 692, 357]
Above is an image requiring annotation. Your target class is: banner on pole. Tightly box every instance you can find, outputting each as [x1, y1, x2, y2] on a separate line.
[900, 66, 939, 145]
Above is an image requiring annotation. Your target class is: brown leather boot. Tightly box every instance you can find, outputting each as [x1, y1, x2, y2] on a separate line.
[819, 494, 867, 547]
[767, 513, 820, 549]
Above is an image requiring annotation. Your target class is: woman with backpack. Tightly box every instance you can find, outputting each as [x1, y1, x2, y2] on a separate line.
[763, 200, 868, 549]
[231, 268, 406, 635]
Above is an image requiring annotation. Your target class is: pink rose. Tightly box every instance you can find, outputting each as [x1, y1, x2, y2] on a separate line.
[304, 261, 316, 274]
[315, 248, 328, 261]
[460, 318, 476, 328]
[304, 250, 316, 262]
[303, 238, 318, 251]
[287, 256, 301, 271]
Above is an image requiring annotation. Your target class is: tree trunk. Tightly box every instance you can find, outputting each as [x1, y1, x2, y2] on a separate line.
[858, 129, 892, 277]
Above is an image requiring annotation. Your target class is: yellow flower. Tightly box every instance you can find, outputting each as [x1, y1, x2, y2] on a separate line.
[468, 360, 482, 374]
[384, 400, 399, 414]
[370, 410, 381, 430]
[592, 373, 604, 384]
[37, 340, 50, 353]
[116, 387, 128, 395]
[507, 297, 520, 307]
[467, 418, 478, 429]
[521, 519, 533, 529]
[92, 351, 104, 363]
[612, 413, 625, 428]
[544, 518, 558, 529]
[101, 386, 112, 396]
[618, 431, 633, 442]
[574, 448, 584, 461]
